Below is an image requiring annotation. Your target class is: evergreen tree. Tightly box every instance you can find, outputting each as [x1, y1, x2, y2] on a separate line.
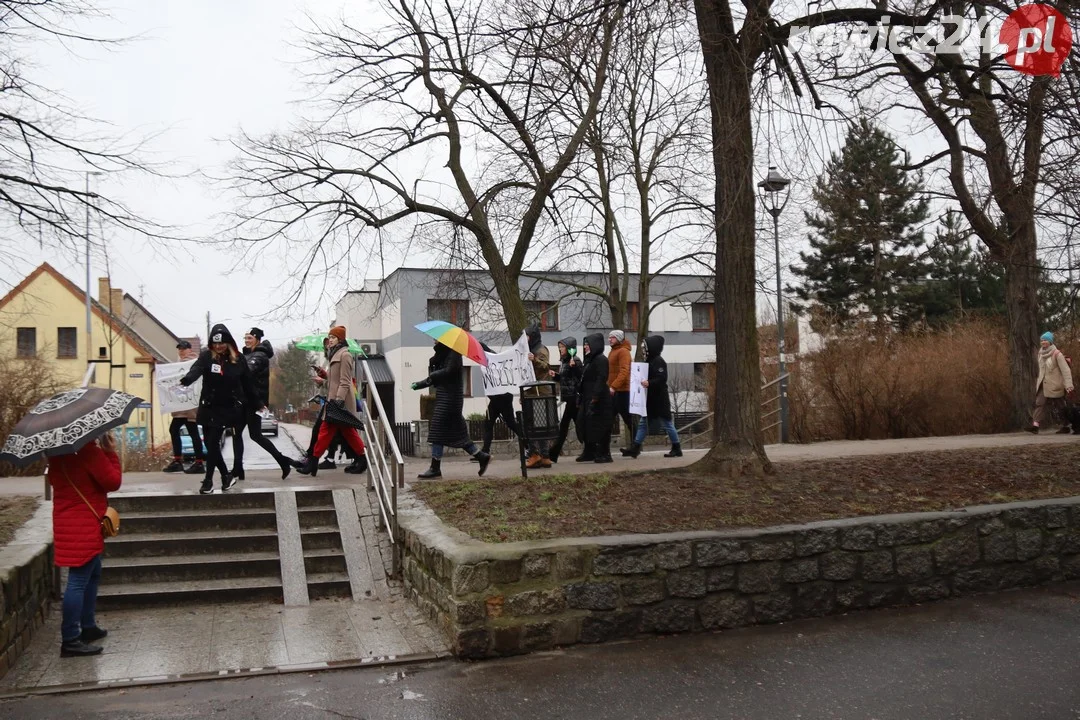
[789, 118, 930, 333]
[271, 342, 317, 412]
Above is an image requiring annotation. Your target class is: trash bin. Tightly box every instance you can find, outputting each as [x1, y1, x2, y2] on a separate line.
[519, 381, 559, 441]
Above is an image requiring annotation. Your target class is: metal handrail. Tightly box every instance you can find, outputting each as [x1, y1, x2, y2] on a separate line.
[358, 359, 405, 577]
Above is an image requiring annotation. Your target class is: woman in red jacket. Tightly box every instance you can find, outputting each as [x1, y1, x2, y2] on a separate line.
[48, 432, 122, 657]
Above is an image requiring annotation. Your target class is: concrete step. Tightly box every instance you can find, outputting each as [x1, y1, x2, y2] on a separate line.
[296, 490, 335, 508]
[296, 507, 338, 528]
[121, 508, 279, 534]
[111, 492, 276, 514]
[301, 526, 344, 551]
[101, 551, 282, 585]
[304, 549, 347, 577]
[307, 571, 352, 600]
[105, 528, 282, 557]
[97, 576, 283, 608]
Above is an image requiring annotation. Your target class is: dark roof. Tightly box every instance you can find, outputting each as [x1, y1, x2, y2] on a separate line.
[356, 355, 395, 384]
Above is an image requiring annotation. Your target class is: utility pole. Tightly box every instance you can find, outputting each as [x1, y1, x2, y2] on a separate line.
[84, 171, 103, 378]
[206, 312, 211, 344]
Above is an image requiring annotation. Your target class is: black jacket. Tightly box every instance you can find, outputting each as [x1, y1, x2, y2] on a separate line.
[642, 335, 672, 419]
[579, 333, 611, 411]
[242, 339, 274, 408]
[416, 344, 471, 448]
[551, 336, 582, 401]
[180, 324, 257, 427]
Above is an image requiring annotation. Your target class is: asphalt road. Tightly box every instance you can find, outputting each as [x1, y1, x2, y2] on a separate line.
[5, 583, 1080, 720]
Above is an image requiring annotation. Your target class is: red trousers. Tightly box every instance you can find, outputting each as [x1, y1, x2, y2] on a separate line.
[313, 421, 365, 458]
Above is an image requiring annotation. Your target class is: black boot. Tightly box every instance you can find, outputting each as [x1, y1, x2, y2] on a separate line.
[418, 458, 442, 479]
[344, 455, 369, 474]
[183, 460, 206, 475]
[549, 442, 562, 463]
[626, 443, 642, 459]
[296, 456, 319, 477]
[318, 458, 337, 470]
[278, 458, 293, 480]
[476, 451, 491, 477]
[60, 639, 103, 658]
[230, 466, 245, 481]
[162, 459, 184, 473]
[665, 443, 683, 458]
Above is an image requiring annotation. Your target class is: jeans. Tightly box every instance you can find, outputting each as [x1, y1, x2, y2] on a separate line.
[62, 555, 102, 643]
[432, 443, 479, 459]
[169, 418, 204, 460]
[634, 417, 679, 445]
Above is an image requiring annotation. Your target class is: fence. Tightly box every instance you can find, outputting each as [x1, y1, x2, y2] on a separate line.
[393, 422, 418, 457]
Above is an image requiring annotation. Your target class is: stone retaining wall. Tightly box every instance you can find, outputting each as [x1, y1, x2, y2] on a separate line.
[400, 495, 1080, 658]
[0, 502, 54, 679]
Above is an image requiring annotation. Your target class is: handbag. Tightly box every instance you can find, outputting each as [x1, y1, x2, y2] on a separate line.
[61, 468, 120, 538]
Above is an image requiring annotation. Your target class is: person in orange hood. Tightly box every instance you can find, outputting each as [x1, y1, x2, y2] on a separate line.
[607, 329, 635, 451]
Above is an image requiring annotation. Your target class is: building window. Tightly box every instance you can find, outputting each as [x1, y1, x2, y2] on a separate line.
[57, 327, 77, 359]
[98, 346, 108, 358]
[692, 303, 715, 332]
[16, 327, 36, 358]
[523, 301, 559, 331]
[427, 299, 470, 330]
[626, 302, 640, 332]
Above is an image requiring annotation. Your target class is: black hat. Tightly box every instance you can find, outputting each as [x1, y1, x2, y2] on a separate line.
[248, 327, 264, 340]
[176, 340, 192, 350]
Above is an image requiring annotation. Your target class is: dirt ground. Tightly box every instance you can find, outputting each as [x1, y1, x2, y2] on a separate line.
[414, 444, 1080, 543]
[0, 495, 41, 546]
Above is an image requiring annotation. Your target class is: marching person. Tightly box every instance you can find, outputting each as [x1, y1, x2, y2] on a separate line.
[411, 340, 491, 478]
[300, 339, 361, 473]
[625, 335, 682, 458]
[607, 329, 635, 452]
[297, 327, 369, 476]
[548, 336, 582, 463]
[233, 327, 295, 480]
[577, 333, 613, 463]
[1026, 331, 1075, 434]
[180, 324, 256, 493]
[162, 339, 206, 475]
[524, 324, 553, 469]
[474, 341, 523, 461]
[49, 431, 122, 657]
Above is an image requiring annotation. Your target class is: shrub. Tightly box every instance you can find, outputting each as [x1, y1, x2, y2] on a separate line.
[0, 356, 66, 477]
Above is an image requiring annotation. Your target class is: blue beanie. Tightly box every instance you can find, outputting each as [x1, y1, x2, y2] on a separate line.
[1041, 331, 1054, 343]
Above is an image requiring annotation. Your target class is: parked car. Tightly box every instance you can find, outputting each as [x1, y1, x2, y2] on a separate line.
[261, 412, 279, 437]
[178, 424, 218, 458]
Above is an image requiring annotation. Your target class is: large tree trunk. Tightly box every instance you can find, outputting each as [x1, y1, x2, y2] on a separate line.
[1003, 226, 1039, 428]
[690, 0, 770, 477]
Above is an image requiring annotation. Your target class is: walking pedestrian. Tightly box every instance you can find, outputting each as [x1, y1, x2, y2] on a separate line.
[1026, 331, 1074, 434]
[607, 329, 635, 452]
[624, 335, 682, 458]
[524, 324, 553, 469]
[49, 432, 121, 657]
[296, 326, 369, 476]
[162, 340, 206, 475]
[179, 324, 255, 493]
[474, 341, 523, 461]
[577, 333, 613, 463]
[411, 341, 491, 478]
[233, 327, 295, 480]
[548, 337, 583, 463]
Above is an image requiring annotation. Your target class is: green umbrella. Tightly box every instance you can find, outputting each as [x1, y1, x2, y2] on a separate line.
[292, 334, 366, 356]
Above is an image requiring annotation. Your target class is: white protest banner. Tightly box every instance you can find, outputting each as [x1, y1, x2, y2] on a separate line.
[481, 333, 534, 396]
[155, 360, 200, 414]
[629, 362, 649, 416]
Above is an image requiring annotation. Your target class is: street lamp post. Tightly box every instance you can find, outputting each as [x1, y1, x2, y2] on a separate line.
[758, 166, 791, 443]
[84, 171, 103, 377]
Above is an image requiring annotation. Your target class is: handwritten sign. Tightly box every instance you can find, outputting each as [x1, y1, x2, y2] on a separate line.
[481, 333, 534, 396]
[630, 362, 649, 416]
[156, 360, 200, 414]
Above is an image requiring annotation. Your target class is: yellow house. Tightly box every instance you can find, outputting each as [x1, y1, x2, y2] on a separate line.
[0, 263, 178, 448]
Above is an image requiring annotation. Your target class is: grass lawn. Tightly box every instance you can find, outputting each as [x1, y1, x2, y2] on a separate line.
[414, 444, 1080, 543]
[0, 495, 41, 546]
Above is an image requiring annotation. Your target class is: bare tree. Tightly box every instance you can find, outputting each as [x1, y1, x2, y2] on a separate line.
[229, 0, 627, 336]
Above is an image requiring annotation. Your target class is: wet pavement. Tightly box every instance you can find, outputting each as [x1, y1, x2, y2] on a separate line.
[3, 583, 1079, 718]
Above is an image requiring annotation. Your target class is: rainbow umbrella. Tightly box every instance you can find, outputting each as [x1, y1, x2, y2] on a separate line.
[414, 321, 489, 366]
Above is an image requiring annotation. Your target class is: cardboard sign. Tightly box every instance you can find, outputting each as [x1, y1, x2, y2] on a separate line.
[630, 362, 649, 416]
[481, 333, 535, 396]
[156, 360, 200, 414]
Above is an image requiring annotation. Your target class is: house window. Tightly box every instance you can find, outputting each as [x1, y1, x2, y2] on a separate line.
[57, 327, 77, 359]
[523, 301, 559, 331]
[16, 327, 36, 358]
[692, 303, 715, 332]
[427, 299, 470, 330]
[626, 302, 640, 332]
[98, 347, 108, 358]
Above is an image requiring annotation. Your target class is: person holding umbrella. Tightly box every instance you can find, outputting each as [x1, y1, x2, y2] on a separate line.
[411, 339, 491, 478]
[180, 324, 257, 494]
[548, 336, 583, 463]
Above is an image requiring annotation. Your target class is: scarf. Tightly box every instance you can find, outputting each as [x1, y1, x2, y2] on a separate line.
[1040, 344, 1058, 370]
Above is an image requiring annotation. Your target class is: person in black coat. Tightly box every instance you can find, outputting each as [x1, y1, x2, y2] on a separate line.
[576, 332, 613, 463]
[548, 336, 583, 463]
[625, 335, 682, 458]
[411, 342, 491, 478]
[179, 324, 256, 493]
[234, 327, 295, 480]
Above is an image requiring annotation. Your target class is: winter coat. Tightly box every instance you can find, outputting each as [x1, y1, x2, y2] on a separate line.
[525, 327, 553, 397]
[323, 343, 364, 430]
[180, 324, 258, 428]
[551, 337, 582, 400]
[608, 338, 632, 392]
[578, 333, 612, 442]
[642, 335, 672, 420]
[48, 442, 122, 567]
[416, 345, 472, 448]
[171, 347, 200, 421]
[243, 339, 274, 408]
[1037, 345, 1074, 399]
